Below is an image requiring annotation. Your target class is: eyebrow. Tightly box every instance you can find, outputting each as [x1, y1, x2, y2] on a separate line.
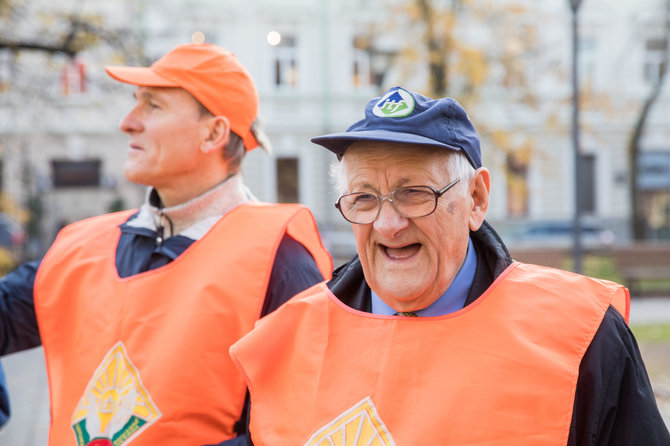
[133, 90, 156, 101]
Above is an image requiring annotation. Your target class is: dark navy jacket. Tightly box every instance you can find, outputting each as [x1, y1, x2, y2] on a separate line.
[0, 211, 325, 444]
[0, 363, 8, 427]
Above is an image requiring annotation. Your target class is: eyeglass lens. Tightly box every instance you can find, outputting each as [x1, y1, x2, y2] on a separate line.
[338, 186, 437, 223]
[336, 178, 461, 224]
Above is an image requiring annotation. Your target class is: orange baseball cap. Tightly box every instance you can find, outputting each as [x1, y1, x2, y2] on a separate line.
[105, 43, 260, 151]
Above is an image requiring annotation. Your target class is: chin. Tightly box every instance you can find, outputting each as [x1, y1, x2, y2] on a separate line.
[123, 167, 147, 185]
[374, 273, 428, 297]
[376, 285, 429, 307]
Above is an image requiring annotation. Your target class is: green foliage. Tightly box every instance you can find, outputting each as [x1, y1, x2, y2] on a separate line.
[631, 324, 670, 342]
[583, 255, 624, 283]
[107, 196, 126, 213]
[562, 254, 669, 295]
[561, 254, 623, 283]
[638, 279, 670, 294]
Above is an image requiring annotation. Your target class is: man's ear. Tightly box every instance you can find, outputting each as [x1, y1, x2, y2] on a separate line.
[468, 167, 491, 231]
[200, 116, 230, 154]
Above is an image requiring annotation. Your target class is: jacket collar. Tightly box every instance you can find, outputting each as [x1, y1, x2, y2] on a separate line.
[127, 174, 254, 239]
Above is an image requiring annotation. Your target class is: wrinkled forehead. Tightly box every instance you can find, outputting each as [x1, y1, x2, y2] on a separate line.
[342, 141, 452, 171]
[339, 141, 455, 190]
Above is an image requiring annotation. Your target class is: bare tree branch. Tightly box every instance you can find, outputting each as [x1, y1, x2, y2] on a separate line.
[628, 0, 670, 240]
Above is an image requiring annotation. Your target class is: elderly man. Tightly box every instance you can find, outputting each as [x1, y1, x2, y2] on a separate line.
[231, 87, 669, 445]
[0, 43, 332, 445]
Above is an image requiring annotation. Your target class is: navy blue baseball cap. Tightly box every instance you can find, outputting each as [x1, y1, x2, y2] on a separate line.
[311, 86, 482, 168]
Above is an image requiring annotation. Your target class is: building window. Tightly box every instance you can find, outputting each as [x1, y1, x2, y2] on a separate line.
[578, 154, 596, 214]
[506, 152, 528, 217]
[579, 37, 596, 91]
[352, 48, 372, 87]
[51, 159, 101, 187]
[638, 151, 670, 240]
[644, 37, 667, 84]
[352, 36, 372, 87]
[276, 157, 299, 203]
[273, 35, 298, 87]
[352, 35, 394, 88]
[61, 58, 87, 96]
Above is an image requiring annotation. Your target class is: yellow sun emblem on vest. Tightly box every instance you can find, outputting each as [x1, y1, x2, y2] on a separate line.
[71, 342, 161, 446]
[304, 397, 396, 446]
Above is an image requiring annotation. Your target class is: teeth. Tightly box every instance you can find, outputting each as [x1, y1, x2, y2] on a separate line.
[384, 244, 420, 259]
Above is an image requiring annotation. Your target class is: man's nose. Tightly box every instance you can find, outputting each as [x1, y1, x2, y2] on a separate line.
[372, 199, 409, 237]
[120, 107, 142, 134]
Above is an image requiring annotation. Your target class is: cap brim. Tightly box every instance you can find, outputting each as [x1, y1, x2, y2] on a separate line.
[105, 66, 178, 87]
[311, 129, 462, 159]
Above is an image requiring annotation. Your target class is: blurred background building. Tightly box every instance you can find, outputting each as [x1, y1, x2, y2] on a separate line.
[0, 0, 669, 267]
[1, 1, 670, 442]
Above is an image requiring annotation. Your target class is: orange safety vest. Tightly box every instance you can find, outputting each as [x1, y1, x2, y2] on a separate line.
[231, 262, 629, 446]
[34, 203, 332, 446]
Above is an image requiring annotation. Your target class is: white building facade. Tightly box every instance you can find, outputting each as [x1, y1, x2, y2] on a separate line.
[0, 0, 669, 261]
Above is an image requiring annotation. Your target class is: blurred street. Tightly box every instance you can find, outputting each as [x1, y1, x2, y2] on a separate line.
[0, 297, 668, 444]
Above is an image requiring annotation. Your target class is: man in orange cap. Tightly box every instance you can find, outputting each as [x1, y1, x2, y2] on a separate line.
[0, 43, 332, 445]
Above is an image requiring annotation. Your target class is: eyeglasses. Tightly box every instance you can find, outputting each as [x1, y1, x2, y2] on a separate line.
[335, 178, 461, 224]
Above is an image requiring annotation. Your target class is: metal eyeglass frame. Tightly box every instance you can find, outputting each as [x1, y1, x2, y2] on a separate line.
[335, 178, 461, 224]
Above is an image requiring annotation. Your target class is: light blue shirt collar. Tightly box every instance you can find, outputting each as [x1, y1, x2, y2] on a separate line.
[371, 237, 477, 317]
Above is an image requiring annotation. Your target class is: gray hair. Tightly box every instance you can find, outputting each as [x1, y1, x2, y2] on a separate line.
[250, 117, 272, 154]
[223, 118, 272, 173]
[329, 149, 476, 197]
[222, 131, 246, 173]
[223, 119, 272, 173]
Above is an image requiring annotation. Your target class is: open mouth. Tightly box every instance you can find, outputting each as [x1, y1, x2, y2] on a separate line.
[381, 243, 421, 260]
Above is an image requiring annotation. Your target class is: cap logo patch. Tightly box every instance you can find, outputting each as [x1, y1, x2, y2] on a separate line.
[373, 88, 415, 118]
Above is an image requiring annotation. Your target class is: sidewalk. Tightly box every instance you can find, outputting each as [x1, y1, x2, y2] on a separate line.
[629, 297, 670, 430]
[0, 347, 49, 445]
[629, 297, 670, 325]
[1, 297, 669, 443]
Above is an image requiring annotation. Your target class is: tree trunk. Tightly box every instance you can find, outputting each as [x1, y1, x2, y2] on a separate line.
[416, 0, 450, 96]
[628, 0, 670, 240]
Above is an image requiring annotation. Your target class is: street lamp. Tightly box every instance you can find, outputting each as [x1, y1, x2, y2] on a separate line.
[569, 0, 584, 273]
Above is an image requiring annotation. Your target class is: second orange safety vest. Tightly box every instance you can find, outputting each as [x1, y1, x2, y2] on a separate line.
[34, 203, 332, 446]
[231, 262, 629, 446]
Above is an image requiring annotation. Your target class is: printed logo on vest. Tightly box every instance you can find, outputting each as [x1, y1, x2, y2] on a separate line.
[71, 342, 161, 446]
[304, 396, 396, 446]
[372, 88, 415, 118]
